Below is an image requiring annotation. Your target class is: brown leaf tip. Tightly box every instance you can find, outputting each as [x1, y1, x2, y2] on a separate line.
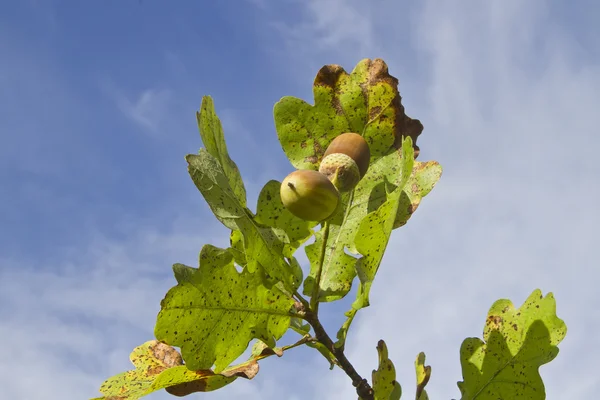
[314, 64, 346, 88]
[367, 58, 399, 87]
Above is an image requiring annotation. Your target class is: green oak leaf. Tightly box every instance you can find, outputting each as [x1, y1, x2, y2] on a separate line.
[372, 340, 402, 400]
[91, 340, 239, 400]
[197, 96, 247, 207]
[415, 352, 431, 400]
[336, 138, 414, 347]
[186, 150, 297, 289]
[457, 289, 567, 400]
[154, 245, 295, 373]
[274, 58, 422, 172]
[255, 179, 317, 257]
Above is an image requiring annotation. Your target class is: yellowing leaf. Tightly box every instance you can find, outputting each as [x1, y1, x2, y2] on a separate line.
[274, 58, 421, 171]
[92, 340, 238, 400]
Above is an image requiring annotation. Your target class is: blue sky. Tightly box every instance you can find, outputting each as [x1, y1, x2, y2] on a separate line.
[1, 1, 599, 399]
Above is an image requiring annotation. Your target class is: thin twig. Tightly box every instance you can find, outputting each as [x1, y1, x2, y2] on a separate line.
[304, 309, 374, 400]
[253, 334, 317, 362]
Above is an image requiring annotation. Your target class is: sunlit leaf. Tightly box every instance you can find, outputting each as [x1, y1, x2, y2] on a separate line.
[92, 340, 239, 400]
[154, 245, 295, 373]
[415, 352, 431, 400]
[458, 289, 567, 400]
[372, 340, 402, 400]
[197, 96, 247, 207]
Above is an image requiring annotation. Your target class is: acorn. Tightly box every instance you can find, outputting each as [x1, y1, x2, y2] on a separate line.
[280, 170, 340, 221]
[318, 153, 360, 192]
[319, 132, 371, 192]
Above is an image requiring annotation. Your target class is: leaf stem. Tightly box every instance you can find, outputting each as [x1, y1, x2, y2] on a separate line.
[304, 309, 374, 400]
[283, 335, 316, 352]
[310, 221, 330, 313]
[253, 335, 317, 362]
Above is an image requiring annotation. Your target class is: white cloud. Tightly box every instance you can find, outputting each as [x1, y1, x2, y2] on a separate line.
[110, 85, 173, 134]
[0, 217, 314, 399]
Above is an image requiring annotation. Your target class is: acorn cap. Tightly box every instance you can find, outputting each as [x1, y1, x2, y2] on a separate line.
[318, 153, 361, 192]
[323, 132, 370, 177]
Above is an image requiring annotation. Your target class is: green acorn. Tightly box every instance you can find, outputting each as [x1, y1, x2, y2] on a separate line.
[280, 170, 340, 221]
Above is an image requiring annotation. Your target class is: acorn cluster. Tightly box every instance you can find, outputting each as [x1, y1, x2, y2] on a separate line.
[279, 133, 371, 221]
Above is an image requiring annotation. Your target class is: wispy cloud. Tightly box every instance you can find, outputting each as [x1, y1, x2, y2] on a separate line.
[102, 81, 173, 134]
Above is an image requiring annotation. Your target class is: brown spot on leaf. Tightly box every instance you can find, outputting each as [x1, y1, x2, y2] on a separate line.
[369, 105, 382, 120]
[150, 341, 183, 369]
[331, 94, 344, 116]
[487, 315, 503, 329]
[146, 365, 167, 376]
[407, 202, 419, 215]
[313, 141, 325, 161]
[305, 155, 319, 165]
[368, 58, 399, 87]
[221, 360, 260, 379]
